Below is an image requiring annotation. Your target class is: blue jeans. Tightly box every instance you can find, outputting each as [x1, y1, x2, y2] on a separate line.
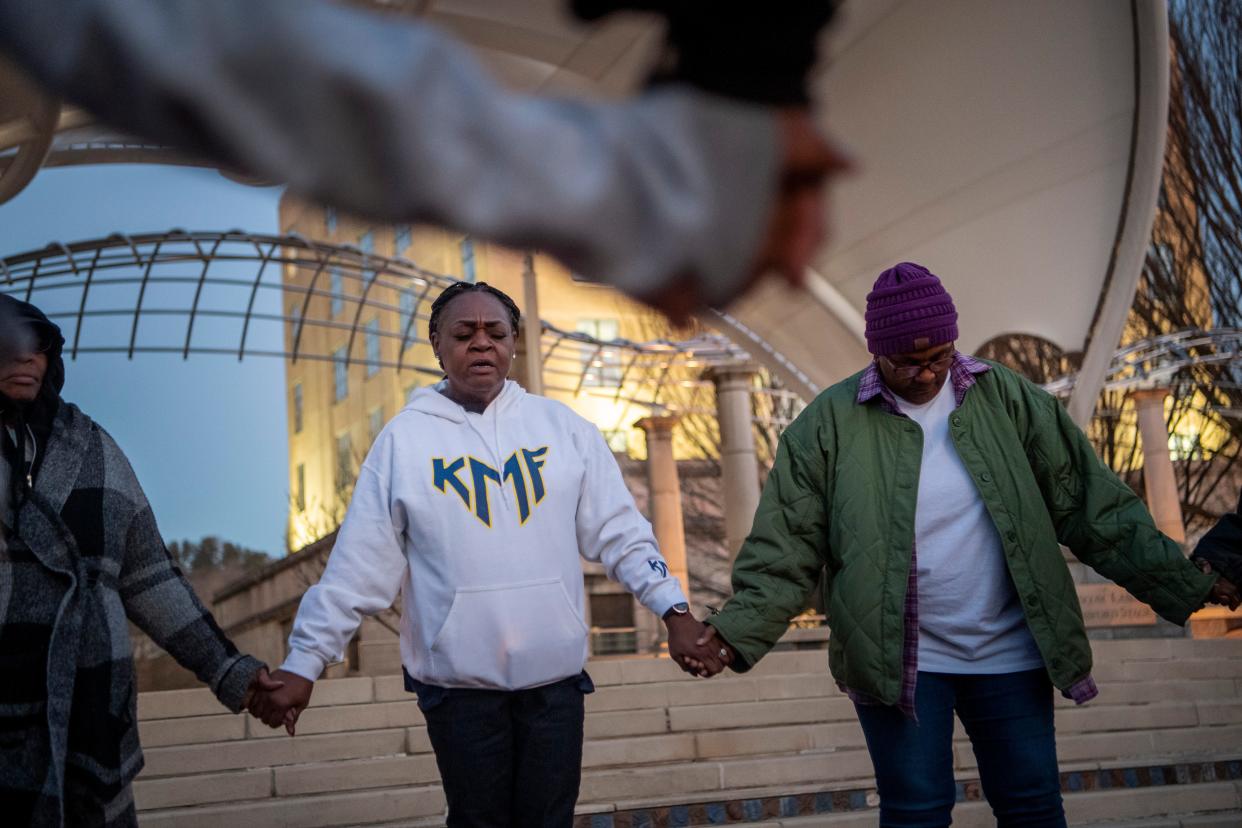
[407, 669, 594, 828]
[854, 669, 1066, 828]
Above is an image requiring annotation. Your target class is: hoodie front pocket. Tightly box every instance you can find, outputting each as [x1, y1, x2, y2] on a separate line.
[429, 578, 588, 690]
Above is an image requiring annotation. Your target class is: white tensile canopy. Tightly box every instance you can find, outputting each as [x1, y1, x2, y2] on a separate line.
[0, 0, 1168, 422]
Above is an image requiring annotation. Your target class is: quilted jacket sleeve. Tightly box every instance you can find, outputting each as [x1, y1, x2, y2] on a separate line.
[707, 424, 830, 671]
[1014, 376, 1216, 625]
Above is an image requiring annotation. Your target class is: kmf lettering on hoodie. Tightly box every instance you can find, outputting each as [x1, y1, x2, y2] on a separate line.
[432, 447, 549, 526]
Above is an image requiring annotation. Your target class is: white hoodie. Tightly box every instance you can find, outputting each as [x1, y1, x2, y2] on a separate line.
[281, 381, 687, 690]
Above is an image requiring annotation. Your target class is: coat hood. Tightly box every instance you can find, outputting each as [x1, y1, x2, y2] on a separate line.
[0, 293, 65, 423]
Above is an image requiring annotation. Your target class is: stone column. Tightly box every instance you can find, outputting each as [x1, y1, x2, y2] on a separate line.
[519, 252, 544, 396]
[706, 363, 762, 560]
[635, 416, 690, 598]
[634, 416, 688, 654]
[1132, 387, 1186, 545]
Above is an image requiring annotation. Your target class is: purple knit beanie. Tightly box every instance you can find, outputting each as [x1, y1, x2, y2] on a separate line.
[864, 262, 958, 356]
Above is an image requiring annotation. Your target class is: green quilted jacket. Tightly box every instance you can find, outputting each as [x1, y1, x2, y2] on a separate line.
[707, 361, 1216, 704]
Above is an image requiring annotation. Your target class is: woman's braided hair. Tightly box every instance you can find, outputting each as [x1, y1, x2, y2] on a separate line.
[428, 281, 522, 338]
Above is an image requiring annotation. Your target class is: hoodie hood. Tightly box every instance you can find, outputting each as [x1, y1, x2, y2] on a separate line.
[405, 379, 526, 423]
[0, 293, 65, 423]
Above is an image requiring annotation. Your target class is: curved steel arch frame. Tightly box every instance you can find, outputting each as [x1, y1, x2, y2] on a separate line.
[0, 230, 808, 434]
[8, 230, 1228, 439]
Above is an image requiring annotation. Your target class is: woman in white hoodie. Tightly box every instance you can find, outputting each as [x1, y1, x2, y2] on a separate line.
[252, 282, 727, 827]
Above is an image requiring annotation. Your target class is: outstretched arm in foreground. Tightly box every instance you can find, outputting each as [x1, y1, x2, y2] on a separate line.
[0, 0, 847, 321]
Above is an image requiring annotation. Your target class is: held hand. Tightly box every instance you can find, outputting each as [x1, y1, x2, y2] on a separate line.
[666, 615, 733, 677]
[694, 625, 736, 676]
[241, 666, 284, 711]
[248, 669, 314, 735]
[1199, 559, 1241, 611]
[638, 109, 852, 326]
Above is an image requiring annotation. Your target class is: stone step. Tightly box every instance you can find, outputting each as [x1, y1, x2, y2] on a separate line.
[135, 684, 1242, 752]
[245, 699, 425, 740]
[141, 728, 412, 778]
[138, 784, 447, 828]
[142, 774, 1242, 828]
[134, 738, 1242, 819]
[1056, 679, 1241, 707]
[140, 710, 1242, 789]
[956, 726, 1242, 768]
[604, 780, 1242, 828]
[1086, 815, 1242, 828]
[1091, 659, 1242, 684]
[138, 676, 378, 721]
[134, 640, 1242, 724]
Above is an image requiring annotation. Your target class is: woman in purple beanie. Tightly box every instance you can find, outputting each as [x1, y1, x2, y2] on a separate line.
[691, 262, 1238, 827]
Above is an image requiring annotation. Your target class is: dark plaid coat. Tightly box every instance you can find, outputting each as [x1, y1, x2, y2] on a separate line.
[0, 402, 262, 827]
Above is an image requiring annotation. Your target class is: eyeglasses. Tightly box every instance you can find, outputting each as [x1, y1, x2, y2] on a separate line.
[881, 350, 955, 380]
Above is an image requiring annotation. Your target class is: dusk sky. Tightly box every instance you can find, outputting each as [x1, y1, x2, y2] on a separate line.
[0, 164, 290, 557]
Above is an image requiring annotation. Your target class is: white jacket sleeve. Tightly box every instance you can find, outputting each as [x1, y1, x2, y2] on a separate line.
[575, 424, 687, 618]
[0, 0, 778, 306]
[281, 463, 408, 681]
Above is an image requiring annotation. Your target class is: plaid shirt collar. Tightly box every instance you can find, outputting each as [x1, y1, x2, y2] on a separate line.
[856, 352, 992, 414]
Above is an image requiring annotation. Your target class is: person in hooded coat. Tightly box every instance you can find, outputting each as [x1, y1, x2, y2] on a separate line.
[0, 293, 281, 828]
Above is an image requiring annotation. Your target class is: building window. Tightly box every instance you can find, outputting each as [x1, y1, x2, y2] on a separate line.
[292, 383, 304, 434]
[289, 304, 304, 347]
[394, 225, 412, 254]
[325, 206, 337, 234]
[295, 463, 306, 511]
[369, 407, 385, 444]
[589, 592, 637, 656]
[330, 268, 345, 317]
[460, 236, 476, 282]
[399, 287, 418, 349]
[333, 346, 348, 402]
[359, 230, 375, 279]
[576, 319, 622, 387]
[335, 432, 353, 492]
[365, 318, 381, 377]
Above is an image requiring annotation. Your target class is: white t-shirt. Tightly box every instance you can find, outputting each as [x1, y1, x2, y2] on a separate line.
[896, 381, 1043, 674]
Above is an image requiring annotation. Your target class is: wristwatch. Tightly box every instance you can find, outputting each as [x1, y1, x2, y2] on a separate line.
[662, 602, 690, 620]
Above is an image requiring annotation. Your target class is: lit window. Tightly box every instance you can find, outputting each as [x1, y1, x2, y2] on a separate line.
[336, 432, 353, 491]
[369, 407, 385, 444]
[365, 318, 381, 376]
[399, 288, 418, 349]
[292, 383, 303, 434]
[460, 237, 476, 282]
[576, 319, 623, 387]
[359, 231, 375, 279]
[333, 346, 348, 402]
[295, 463, 306, 511]
[289, 304, 304, 346]
[330, 268, 345, 317]
[325, 206, 338, 234]
[394, 225, 412, 254]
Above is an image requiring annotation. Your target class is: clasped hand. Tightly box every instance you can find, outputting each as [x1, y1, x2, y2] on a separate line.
[244, 668, 315, 735]
[1197, 558, 1242, 611]
[666, 614, 736, 678]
